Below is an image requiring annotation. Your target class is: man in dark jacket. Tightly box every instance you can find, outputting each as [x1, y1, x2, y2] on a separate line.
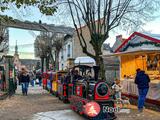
[135, 69, 150, 112]
[19, 68, 30, 95]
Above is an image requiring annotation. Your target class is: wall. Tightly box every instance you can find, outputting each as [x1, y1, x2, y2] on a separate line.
[59, 37, 73, 70]
[59, 26, 95, 70]
[73, 26, 95, 58]
[103, 56, 120, 84]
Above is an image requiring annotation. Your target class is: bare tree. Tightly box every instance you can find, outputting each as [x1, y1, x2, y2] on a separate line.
[66, 0, 160, 80]
[34, 32, 64, 71]
[34, 32, 52, 72]
[51, 33, 64, 71]
[0, 26, 9, 53]
[0, 16, 10, 54]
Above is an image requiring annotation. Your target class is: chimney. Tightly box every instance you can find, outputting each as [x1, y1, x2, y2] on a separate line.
[116, 35, 123, 42]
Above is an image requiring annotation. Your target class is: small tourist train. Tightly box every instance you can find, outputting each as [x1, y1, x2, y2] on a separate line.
[42, 65, 117, 120]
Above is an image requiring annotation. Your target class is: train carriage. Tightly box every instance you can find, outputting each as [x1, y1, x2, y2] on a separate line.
[58, 72, 72, 103]
[46, 71, 53, 93]
[43, 65, 116, 119]
[52, 71, 67, 97]
[67, 65, 116, 120]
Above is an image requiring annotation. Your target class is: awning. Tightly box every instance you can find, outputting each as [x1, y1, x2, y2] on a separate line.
[103, 49, 160, 57]
[74, 56, 95, 64]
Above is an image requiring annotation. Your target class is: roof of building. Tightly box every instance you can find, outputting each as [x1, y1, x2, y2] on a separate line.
[142, 32, 160, 40]
[20, 59, 40, 65]
[115, 32, 160, 53]
[103, 43, 113, 52]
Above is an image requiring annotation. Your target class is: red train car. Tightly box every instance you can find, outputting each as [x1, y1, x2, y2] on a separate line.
[68, 65, 116, 120]
[58, 71, 71, 102]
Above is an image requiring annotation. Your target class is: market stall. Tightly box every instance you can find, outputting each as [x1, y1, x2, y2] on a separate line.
[103, 32, 160, 105]
[121, 51, 160, 102]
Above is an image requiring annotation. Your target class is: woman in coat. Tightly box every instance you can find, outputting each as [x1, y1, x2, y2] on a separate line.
[19, 68, 30, 96]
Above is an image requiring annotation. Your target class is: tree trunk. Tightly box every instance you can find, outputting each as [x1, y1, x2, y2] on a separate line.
[95, 56, 106, 81]
[41, 57, 44, 73]
[55, 51, 59, 71]
[50, 53, 55, 69]
[46, 56, 49, 71]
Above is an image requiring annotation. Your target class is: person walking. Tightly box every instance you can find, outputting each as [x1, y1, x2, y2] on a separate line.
[36, 70, 42, 86]
[135, 68, 150, 112]
[29, 71, 35, 87]
[112, 79, 123, 100]
[19, 68, 30, 96]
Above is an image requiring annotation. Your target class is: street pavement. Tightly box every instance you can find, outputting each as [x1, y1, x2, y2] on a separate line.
[29, 107, 160, 120]
[0, 85, 160, 120]
[31, 110, 85, 120]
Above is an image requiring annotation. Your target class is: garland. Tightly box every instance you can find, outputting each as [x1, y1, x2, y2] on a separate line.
[121, 41, 160, 52]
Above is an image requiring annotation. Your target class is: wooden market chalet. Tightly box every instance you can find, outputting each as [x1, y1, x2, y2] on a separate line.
[103, 32, 160, 106]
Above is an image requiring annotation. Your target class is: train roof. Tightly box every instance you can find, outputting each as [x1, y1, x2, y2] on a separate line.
[73, 65, 92, 69]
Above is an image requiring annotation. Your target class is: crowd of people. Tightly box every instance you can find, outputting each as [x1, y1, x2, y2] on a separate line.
[16, 67, 42, 96]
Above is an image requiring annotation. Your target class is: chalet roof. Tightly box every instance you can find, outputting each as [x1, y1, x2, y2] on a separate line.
[142, 32, 160, 40]
[115, 32, 160, 53]
[103, 49, 160, 57]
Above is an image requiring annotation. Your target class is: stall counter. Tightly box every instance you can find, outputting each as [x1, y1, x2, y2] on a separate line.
[121, 79, 160, 100]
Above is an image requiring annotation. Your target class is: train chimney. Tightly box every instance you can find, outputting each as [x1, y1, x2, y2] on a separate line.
[93, 66, 100, 81]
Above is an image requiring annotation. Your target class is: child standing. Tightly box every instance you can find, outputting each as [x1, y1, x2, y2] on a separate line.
[112, 79, 123, 100]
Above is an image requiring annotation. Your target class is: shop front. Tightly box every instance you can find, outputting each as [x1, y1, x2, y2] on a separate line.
[119, 51, 160, 105]
[103, 32, 160, 105]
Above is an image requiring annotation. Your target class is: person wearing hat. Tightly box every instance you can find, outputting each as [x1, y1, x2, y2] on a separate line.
[19, 67, 30, 95]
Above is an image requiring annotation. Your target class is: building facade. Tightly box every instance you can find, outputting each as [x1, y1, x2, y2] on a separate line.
[58, 25, 95, 70]
[59, 35, 73, 70]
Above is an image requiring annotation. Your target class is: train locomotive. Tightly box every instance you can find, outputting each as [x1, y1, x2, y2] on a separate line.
[58, 65, 116, 120]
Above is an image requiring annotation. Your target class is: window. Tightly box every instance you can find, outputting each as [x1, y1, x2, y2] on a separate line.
[62, 64, 64, 70]
[67, 45, 71, 57]
[61, 50, 64, 59]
